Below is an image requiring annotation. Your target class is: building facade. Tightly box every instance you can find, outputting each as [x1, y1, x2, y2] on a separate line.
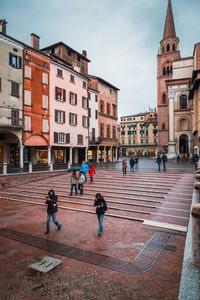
[120, 112, 158, 156]
[88, 87, 99, 161]
[0, 22, 24, 168]
[88, 75, 119, 162]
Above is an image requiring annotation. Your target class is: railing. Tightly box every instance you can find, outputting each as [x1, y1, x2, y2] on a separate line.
[89, 136, 101, 144]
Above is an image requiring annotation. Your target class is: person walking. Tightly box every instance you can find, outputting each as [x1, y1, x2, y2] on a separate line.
[156, 154, 162, 172]
[80, 161, 89, 182]
[88, 163, 96, 183]
[162, 154, 168, 171]
[129, 157, 135, 174]
[44, 189, 61, 234]
[177, 154, 180, 164]
[94, 193, 107, 237]
[122, 157, 127, 174]
[135, 155, 139, 169]
[77, 171, 85, 195]
[70, 170, 78, 196]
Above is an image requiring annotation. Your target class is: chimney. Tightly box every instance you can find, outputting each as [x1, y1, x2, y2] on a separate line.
[0, 19, 7, 34]
[31, 33, 40, 50]
[82, 50, 87, 57]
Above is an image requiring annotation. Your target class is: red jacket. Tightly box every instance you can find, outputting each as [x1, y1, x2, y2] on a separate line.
[88, 164, 96, 177]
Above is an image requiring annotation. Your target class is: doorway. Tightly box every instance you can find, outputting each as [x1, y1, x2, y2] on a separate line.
[179, 134, 188, 154]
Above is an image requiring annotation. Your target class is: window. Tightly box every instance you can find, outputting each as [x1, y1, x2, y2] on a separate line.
[167, 66, 170, 75]
[77, 135, 83, 145]
[9, 53, 22, 69]
[69, 113, 77, 126]
[146, 139, 148, 145]
[24, 115, 31, 131]
[146, 130, 148, 136]
[133, 139, 136, 145]
[162, 123, 165, 130]
[82, 116, 88, 128]
[112, 104, 116, 117]
[170, 66, 173, 74]
[110, 88, 112, 94]
[100, 103, 104, 113]
[128, 131, 131, 136]
[113, 126, 116, 138]
[153, 129, 158, 136]
[11, 82, 19, 97]
[58, 133, 65, 143]
[100, 123, 104, 137]
[25, 54, 29, 61]
[106, 125, 110, 138]
[70, 74, 75, 83]
[83, 81, 86, 89]
[141, 139, 143, 145]
[163, 67, 166, 76]
[82, 97, 88, 109]
[162, 93, 166, 104]
[141, 117, 143, 120]
[25, 66, 31, 79]
[42, 73, 48, 85]
[88, 92, 91, 100]
[55, 110, 65, 123]
[42, 95, 48, 109]
[11, 110, 19, 126]
[121, 140, 124, 145]
[162, 46, 164, 53]
[173, 44, 176, 51]
[180, 95, 187, 109]
[167, 44, 170, 52]
[128, 139, 131, 145]
[55, 87, 66, 101]
[66, 133, 70, 144]
[42, 119, 49, 133]
[69, 92, 77, 105]
[95, 95, 98, 102]
[107, 103, 110, 114]
[140, 130, 144, 136]
[154, 138, 157, 145]
[57, 69, 63, 77]
[121, 131, 125, 136]
[95, 110, 98, 119]
[24, 90, 31, 106]
[88, 108, 91, 118]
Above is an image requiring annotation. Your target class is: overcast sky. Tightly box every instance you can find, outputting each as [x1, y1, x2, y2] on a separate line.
[1, 0, 200, 118]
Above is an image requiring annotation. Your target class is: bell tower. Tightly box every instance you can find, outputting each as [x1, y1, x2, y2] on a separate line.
[157, 0, 180, 150]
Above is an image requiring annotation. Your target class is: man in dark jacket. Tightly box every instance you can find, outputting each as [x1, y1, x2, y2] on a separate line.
[162, 154, 168, 172]
[129, 157, 135, 174]
[45, 189, 61, 234]
[94, 193, 107, 237]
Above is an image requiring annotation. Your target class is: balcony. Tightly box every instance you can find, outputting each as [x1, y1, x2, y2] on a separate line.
[89, 136, 101, 144]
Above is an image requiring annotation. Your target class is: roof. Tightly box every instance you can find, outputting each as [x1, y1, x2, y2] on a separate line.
[173, 56, 194, 62]
[120, 112, 150, 118]
[193, 42, 200, 56]
[88, 74, 120, 91]
[88, 87, 100, 93]
[41, 42, 91, 62]
[163, 0, 176, 40]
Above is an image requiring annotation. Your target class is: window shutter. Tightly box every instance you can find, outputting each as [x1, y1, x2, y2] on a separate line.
[18, 56, 22, 69]
[9, 53, 12, 65]
[87, 98, 89, 109]
[69, 113, 71, 125]
[54, 132, 58, 143]
[75, 114, 77, 125]
[75, 94, 77, 105]
[63, 89, 66, 102]
[55, 110, 58, 122]
[55, 87, 58, 100]
[82, 97, 84, 108]
[63, 111, 65, 123]
[66, 133, 70, 144]
[82, 116, 84, 127]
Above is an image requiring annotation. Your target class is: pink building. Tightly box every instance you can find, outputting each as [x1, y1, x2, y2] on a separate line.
[49, 60, 89, 165]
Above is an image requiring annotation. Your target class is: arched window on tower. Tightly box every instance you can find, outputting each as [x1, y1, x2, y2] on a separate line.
[167, 66, 170, 75]
[162, 93, 166, 104]
[163, 67, 166, 76]
[180, 95, 187, 109]
[170, 65, 173, 74]
[167, 44, 170, 52]
[173, 44, 176, 51]
[162, 46, 165, 53]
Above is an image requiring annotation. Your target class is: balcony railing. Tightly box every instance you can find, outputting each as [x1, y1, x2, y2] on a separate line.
[89, 136, 101, 144]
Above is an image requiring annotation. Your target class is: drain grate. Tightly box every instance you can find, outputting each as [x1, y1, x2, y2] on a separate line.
[0, 229, 170, 275]
[29, 256, 61, 273]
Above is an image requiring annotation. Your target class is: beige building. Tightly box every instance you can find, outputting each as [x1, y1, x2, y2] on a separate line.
[120, 111, 158, 156]
[0, 21, 24, 168]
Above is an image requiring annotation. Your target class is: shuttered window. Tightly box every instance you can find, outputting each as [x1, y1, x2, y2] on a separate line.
[69, 92, 77, 105]
[55, 87, 66, 101]
[82, 116, 88, 128]
[42, 95, 48, 109]
[25, 66, 31, 79]
[42, 72, 48, 85]
[55, 110, 65, 123]
[11, 82, 19, 97]
[58, 133, 65, 143]
[11, 110, 19, 126]
[69, 113, 77, 126]
[24, 90, 31, 106]
[95, 110, 98, 119]
[54, 132, 58, 143]
[24, 116, 31, 131]
[42, 119, 49, 133]
[82, 97, 87, 108]
[9, 53, 22, 69]
[66, 133, 70, 144]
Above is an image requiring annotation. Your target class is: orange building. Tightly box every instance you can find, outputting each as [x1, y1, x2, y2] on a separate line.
[23, 34, 51, 165]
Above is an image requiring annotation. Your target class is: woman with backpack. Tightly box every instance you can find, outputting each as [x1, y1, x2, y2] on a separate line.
[94, 193, 107, 237]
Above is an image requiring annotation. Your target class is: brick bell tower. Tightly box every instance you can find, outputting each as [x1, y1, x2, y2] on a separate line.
[157, 0, 180, 151]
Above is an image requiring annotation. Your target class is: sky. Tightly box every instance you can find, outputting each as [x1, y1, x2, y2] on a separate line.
[1, 0, 200, 118]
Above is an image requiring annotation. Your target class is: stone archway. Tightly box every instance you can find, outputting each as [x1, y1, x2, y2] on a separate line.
[179, 134, 188, 154]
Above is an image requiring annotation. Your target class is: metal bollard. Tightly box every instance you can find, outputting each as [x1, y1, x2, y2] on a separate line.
[50, 162, 53, 172]
[29, 162, 32, 173]
[191, 203, 200, 267]
[3, 163, 7, 175]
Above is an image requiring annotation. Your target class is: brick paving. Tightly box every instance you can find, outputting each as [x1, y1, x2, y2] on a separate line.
[0, 159, 195, 299]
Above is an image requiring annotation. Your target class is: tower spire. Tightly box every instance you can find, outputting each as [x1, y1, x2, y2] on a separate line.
[163, 0, 176, 39]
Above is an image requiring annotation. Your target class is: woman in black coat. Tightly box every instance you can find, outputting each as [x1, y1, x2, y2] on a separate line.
[45, 189, 61, 234]
[94, 193, 107, 237]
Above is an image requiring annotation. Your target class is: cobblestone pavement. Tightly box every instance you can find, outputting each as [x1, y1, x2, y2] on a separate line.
[0, 159, 195, 299]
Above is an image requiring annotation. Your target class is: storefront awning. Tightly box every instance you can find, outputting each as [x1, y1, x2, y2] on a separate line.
[24, 135, 48, 146]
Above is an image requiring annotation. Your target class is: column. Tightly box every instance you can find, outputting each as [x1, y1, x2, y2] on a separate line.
[97, 146, 99, 163]
[104, 147, 106, 162]
[64, 148, 67, 163]
[75, 148, 78, 164]
[48, 146, 51, 165]
[168, 90, 176, 158]
[110, 146, 113, 162]
[116, 147, 118, 162]
[69, 147, 73, 165]
[3, 140, 7, 164]
[19, 145, 24, 169]
[85, 147, 88, 162]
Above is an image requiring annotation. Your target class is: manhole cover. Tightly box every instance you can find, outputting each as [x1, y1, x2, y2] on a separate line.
[29, 256, 61, 273]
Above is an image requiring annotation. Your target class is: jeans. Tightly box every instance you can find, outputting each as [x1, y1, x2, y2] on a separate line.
[70, 184, 77, 195]
[122, 168, 126, 174]
[83, 171, 87, 182]
[90, 177, 93, 182]
[135, 163, 139, 169]
[97, 214, 104, 235]
[158, 163, 161, 171]
[78, 183, 83, 194]
[130, 166, 134, 173]
[47, 212, 61, 232]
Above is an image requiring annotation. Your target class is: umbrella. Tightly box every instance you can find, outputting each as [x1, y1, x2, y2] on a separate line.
[158, 150, 167, 154]
[67, 166, 81, 172]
